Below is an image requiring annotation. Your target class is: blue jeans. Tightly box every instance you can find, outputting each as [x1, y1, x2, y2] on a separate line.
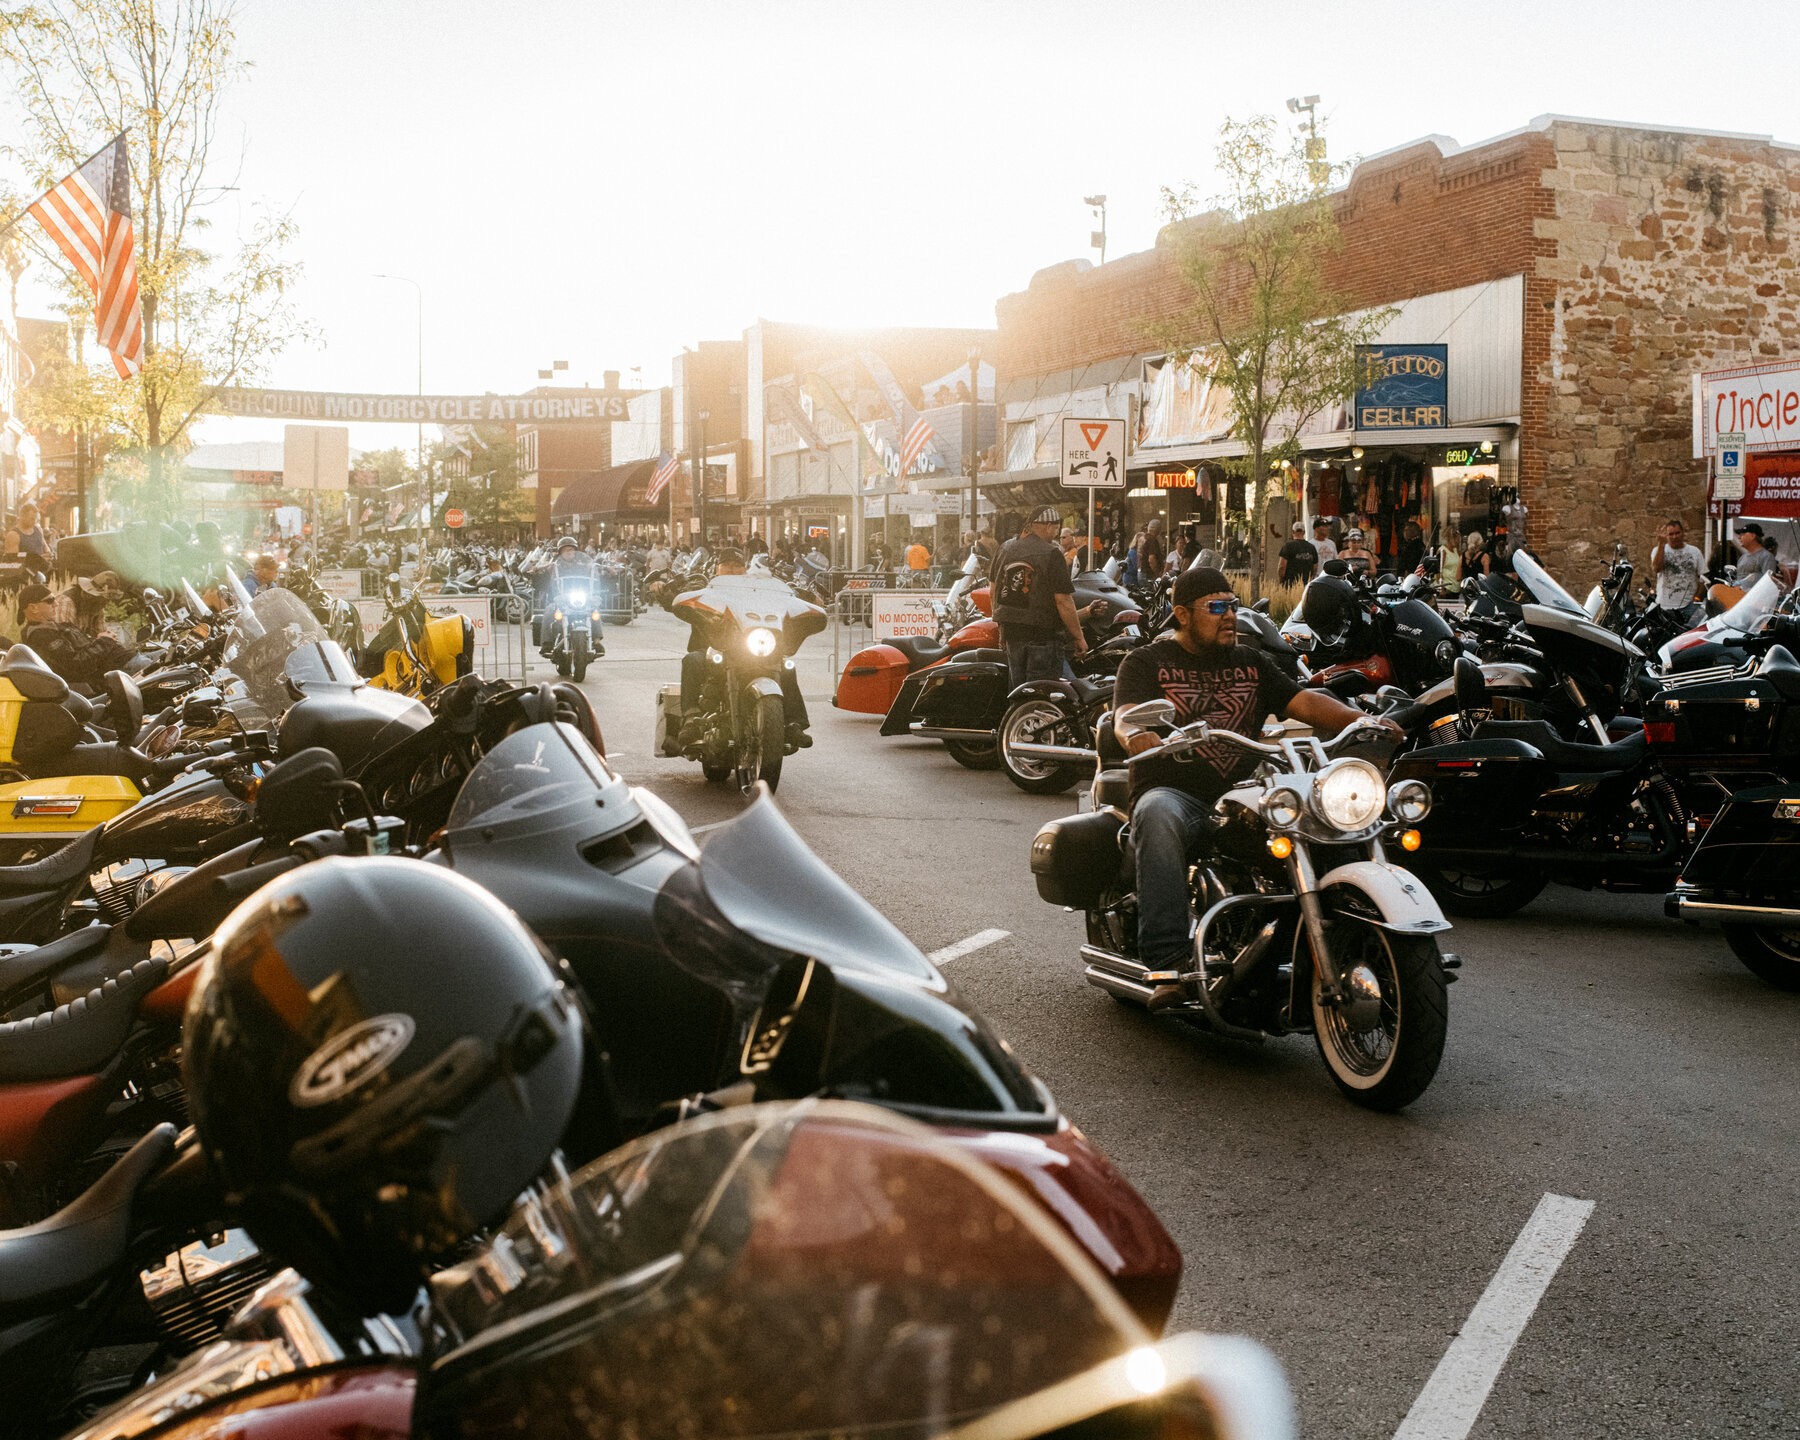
[1005, 638, 1074, 687]
[1132, 787, 1216, 970]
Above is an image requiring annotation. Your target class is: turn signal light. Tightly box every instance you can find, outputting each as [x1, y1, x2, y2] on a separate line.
[1399, 829, 1422, 851]
[1268, 836, 1293, 859]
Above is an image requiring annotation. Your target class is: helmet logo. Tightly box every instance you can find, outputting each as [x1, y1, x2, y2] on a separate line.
[289, 1014, 417, 1108]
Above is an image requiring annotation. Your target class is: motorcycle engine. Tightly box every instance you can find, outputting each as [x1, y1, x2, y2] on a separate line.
[89, 858, 175, 922]
[141, 1230, 281, 1351]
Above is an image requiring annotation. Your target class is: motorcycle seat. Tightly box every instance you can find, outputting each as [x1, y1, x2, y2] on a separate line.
[1071, 675, 1113, 706]
[1758, 644, 1800, 702]
[0, 957, 169, 1084]
[1472, 718, 1648, 772]
[0, 1122, 175, 1319]
[0, 647, 69, 702]
[889, 636, 948, 668]
[0, 925, 113, 1010]
[0, 828, 101, 896]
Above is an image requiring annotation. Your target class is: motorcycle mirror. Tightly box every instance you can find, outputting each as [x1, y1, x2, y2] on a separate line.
[1453, 656, 1489, 713]
[1459, 575, 1482, 606]
[1119, 698, 1178, 728]
[1252, 597, 1270, 614]
[257, 746, 346, 840]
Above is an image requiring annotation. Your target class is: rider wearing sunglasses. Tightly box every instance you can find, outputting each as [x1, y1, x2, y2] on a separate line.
[1113, 565, 1401, 976]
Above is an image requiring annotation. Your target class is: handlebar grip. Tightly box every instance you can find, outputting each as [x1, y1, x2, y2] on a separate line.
[149, 750, 197, 782]
[209, 853, 302, 904]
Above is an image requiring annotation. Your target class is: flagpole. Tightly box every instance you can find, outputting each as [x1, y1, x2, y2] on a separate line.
[0, 132, 127, 242]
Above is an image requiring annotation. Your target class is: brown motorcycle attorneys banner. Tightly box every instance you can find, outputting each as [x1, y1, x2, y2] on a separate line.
[216, 387, 637, 425]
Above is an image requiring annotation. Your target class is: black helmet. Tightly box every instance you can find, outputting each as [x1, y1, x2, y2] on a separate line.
[183, 857, 584, 1315]
[1300, 575, 1360, 646]
[555, 536, 579, 551]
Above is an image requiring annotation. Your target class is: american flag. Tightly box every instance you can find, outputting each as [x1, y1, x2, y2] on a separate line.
[899, 416, 935, 476]
[645, 450, 679, 504]
[26, 134, 144, 377]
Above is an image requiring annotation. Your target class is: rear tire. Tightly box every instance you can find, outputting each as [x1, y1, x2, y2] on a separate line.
[1723, 925, 1800, 990]
[998, 696, 1085, 796]
[1311, 921, 1448, 1111]
[943, 737, 1000, 770]
[1416, 862, 1546, 919]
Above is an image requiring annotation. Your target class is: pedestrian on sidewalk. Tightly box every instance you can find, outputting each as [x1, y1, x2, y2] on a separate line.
[1651, 518, 1705, 624]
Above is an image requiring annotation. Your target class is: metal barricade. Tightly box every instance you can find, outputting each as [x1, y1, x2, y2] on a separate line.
[829, 582, 949, 678]
[485, 591, 532, 682]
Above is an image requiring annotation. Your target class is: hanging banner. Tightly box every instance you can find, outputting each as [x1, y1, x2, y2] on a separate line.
[217, 388, 635, 424]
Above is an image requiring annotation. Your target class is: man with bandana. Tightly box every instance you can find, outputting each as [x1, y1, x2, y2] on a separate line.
[1112, 566, 1400, 977]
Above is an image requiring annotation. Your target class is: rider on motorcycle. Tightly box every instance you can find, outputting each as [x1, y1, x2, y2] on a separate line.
[539, 535, 605, 658]
[1112, 566, 1400, 982]
[677, 548, 813, 752]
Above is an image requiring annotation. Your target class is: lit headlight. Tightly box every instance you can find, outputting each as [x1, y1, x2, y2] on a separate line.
[1312, 759, 1385, 831]
[567, 590, 587, 607]
[1261, 786, 1303, 828]
[1387, 778, 1432, 824]
[745, 627, 778, 657]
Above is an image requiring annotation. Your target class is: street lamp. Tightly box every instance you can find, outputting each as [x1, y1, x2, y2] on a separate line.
[966, 345, 981, 549]
[1084, 194, 1107, 265]
[1286, 96, 1327, 187]
[374, 273, 424, 557]
[697, 408, 710, 545]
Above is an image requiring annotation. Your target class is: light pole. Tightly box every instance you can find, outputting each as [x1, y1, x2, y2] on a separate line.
[1084, 194, 1107, 265]
[1286, 96, 1327, 186]
[696, 408, 710, 546]
[374, 273, 423, 561]
[966, 346, 981, 554]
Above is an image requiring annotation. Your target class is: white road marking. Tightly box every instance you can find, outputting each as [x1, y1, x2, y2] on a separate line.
[1393, 1192, 1596, 1440]
[928, 928, 1010, 966]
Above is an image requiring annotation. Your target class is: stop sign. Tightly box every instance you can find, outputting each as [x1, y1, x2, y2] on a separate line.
[444, 508, 466, 529]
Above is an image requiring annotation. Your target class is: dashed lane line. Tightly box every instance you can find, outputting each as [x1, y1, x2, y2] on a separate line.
[1393, 1191, 1596, 1440]
[927, 929, 1010, 967]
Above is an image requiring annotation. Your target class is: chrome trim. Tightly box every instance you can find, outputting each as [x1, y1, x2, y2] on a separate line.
[1667, 896, 1800, 926]
[1010, 741, 1098, 762]
[911, 724, 996, 740]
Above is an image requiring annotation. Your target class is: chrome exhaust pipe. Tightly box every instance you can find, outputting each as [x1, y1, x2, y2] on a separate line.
[911, 725, 996, 741]
[1010, 742, 1098, 762]
[1080, 944, 1157, 1003]
[1083, 964, 1155, 1003]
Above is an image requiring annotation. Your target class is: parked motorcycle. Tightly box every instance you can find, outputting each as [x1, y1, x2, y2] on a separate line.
[1031, 703, 1453, 1110]
[660, 573, 826, 792]
[357, 575, 475, 697]
[1665, 778, 1800, 989]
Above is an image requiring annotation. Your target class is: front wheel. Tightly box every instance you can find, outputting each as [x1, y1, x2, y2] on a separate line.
[942, 737, 1000, 770]
[1311, 921, 1448, 1111]
[998, 696, 1085, 796]
[570, 630, 589, 683]
[736, 693, 786, 795]
[1723, 925, 1800, 990]
[1415, 862, 1546, 919]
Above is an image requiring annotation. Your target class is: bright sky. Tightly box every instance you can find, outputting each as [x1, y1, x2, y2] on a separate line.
[13, 0, 1800, 455]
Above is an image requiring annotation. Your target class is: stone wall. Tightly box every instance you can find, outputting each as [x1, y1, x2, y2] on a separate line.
[1531, 121, 1800, 584]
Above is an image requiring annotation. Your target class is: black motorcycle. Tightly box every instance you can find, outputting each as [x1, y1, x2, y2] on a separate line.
[1031, 702, 1453, 1109]
[1286, 563, 1461, 700]
[663, 573, 826, 792]
[1666, 777, 1800, 989]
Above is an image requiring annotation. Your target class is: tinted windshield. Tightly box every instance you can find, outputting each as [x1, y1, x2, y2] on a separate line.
[424, 1101, 1139, 1440]
[1511, 551, 1587, 614]
[445, 721, 612, 830]
[1709, 573, 1782, 635]
[222, 588, 326, 717]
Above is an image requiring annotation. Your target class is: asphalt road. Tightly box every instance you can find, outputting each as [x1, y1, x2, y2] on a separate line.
[556, 607, 1799, 1439]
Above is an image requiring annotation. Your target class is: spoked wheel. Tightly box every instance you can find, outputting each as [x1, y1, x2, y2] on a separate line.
[942, 737, 1000, 770]
[570, 630, 589, 683]
[1417, 862, 1546, 919]
[1310, 913, 1448, 1111]
[1723, 925, 1800, 990]
[999, 697, 1085, 796]
[735, 694, 786, 795]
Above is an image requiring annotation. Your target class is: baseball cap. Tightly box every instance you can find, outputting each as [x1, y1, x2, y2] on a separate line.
[1030, 505, 1062, 525]
[1734, 521, 1764, 538]
[1172, 567, 1232, 607]
[1291, 521, 1304, 534]
[1312, 516, 1330, 528]
[18, 583, 51, 608]
[1346, 528, 1365, 542]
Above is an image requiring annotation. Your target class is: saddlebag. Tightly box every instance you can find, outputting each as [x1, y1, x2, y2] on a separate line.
[1030, 809, 1125, 909]
[654, 684, 683, 758]
[1389, 737, 1549, 840]
[834, 644, 912, 716]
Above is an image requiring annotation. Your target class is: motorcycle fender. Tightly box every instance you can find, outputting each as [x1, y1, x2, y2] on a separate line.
[743, 676, 783, 702]
[1315, 859, 1452, 935]
[1008, 677, 1076, 705]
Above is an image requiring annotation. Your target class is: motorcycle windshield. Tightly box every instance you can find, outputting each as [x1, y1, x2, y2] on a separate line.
[221, 588, 327, 719]
[1510, 551, 1587, 615]
[283, 639, 362, 692]
[445, 721, 613, 831]
[1708, 573, 1781, 636]
[423, 1100, 1144, 1439]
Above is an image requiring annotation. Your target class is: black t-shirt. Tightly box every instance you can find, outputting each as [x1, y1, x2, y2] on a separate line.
[991, 533, 1073, 641]
[1112, 637, 1302, 804]
[1278, 539, 1318, 582]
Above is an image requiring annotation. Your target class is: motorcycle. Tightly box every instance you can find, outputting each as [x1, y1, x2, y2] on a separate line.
[538, 555, 605, 680]
[28, 1102, 1290, 1440]
[1665, 777, 1800, 990]
[1031, 704, 1453, 1110]
[832, 557, 1000, 718]
[1290, 564, 1461, 699]
[660, 572, 825, 792]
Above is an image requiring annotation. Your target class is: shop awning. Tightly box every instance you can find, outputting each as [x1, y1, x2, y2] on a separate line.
[551, 459, 662, 520]
[1129, 423, 1517, 469]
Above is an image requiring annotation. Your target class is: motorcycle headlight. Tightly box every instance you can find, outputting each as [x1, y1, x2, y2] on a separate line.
[1435, 639, 1459, 670]
[1312, 759, 1385, 832]
[567, 590, 587, 607]
[1387, 778, 1432, 825]
[745, 626, 778, 657]
[1261, 786, 1303, 828]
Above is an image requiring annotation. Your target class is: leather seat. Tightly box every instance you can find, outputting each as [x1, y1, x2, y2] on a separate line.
[0, 1122, 175, 1319]
[0, 956, 168, 1083]
[1473, 718, 1648, 772]
[0, 829, 101, 898]
[0, 925, 112, 1010]
[890, 636, 948, 667]
[1071, 675, 1113, 705]
[0, 647, 69, 702]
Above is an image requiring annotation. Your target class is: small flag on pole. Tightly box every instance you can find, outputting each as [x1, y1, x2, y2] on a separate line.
[899, 416, 935, 476]
[26, 133, 145, 378]
[646, 451, 679, 504]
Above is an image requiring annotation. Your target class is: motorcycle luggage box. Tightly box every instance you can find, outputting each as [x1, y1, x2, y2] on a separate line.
[902, 659, 1009, 732]
[1390, 737, 1549, 836]
[1029, 809, 1124, 909]
[1675, 785, 1800, 902]
[1644, 674, 1800, 781]
[834, 644, 913, 716]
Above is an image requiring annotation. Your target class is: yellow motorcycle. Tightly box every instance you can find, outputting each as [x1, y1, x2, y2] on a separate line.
[357, 576, 474, 698]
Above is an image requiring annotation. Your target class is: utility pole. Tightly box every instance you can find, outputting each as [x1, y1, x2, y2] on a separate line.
[966, 346, 980, 551]
[1287, 95, 1327, 186]
[1084, 195, 1107, 266]
[696, 407, 710, 546]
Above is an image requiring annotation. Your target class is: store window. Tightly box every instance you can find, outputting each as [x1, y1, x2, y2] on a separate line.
[1005, 418, 1039, 472]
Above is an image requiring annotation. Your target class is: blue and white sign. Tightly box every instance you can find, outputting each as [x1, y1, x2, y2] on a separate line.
[1355, 344, 1448, 430]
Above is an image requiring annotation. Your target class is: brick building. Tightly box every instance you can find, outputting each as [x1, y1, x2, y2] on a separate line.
[991, 114, 1800, 586]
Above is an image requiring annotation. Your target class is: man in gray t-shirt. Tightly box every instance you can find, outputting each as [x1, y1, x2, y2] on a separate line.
[1733, 522, 1780, 587]
[1651, 518, 1705, 623]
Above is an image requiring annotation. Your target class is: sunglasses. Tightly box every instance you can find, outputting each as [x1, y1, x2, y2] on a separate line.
[1179, 597, 1239, 616]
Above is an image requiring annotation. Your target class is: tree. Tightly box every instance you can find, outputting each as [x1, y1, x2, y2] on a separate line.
[1145, 113, 1392, 591]
[438, 425, 527, 529]
[0, 0, 310, 477]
